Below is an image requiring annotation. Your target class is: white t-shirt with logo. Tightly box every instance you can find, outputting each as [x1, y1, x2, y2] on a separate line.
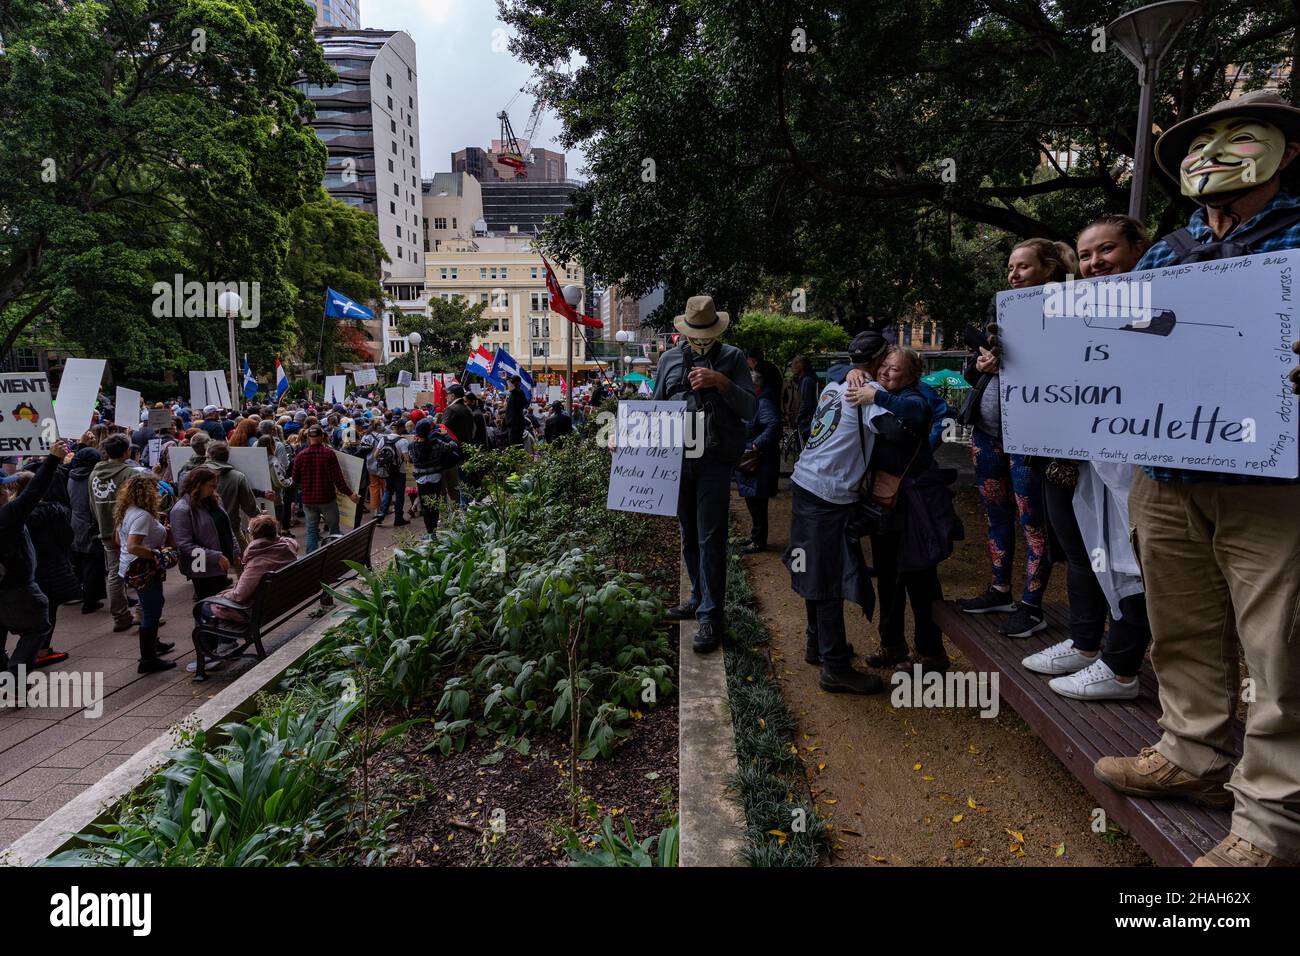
[118, 505, 167, 578]
[791, 380, 889, 505]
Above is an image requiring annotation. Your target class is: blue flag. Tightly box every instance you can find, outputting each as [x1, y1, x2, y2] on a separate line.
[242, 354, 258, 401]
[490, 347, 533, 400]
[325, 288, 375, 320]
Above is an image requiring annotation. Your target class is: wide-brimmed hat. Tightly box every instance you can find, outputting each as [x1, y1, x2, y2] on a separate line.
[673, 295, 730, 339]
[1155, 90, 1300, 181]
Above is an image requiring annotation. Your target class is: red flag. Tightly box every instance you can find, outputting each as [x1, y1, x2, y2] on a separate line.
[541, 255, 603, 329]
[561, 376, 567, 395]
[433, 378, 445, 412]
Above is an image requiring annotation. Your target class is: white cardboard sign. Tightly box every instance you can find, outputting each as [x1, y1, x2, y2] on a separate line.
[336, 451, 364, 530]
[189, 370, 231, 410]
[353, 368, 378, 387]
[324, 375, 348, 404]
[55, 358, 106, 439]
[998, 252, 1299, 478]
[113, 387, 142, 427]
[606, 400, 686, 517]
[228, 445, 274, 493]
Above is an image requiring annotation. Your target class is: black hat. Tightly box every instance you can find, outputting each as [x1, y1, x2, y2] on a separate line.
[849, 330, 888, 365]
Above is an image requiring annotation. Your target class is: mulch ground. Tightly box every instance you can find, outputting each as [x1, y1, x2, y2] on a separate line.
[362, 512, 682, 866]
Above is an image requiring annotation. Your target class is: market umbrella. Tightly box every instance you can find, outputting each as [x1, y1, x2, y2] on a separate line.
[623, 371, 652, 384]
[922, 370, 971, 390]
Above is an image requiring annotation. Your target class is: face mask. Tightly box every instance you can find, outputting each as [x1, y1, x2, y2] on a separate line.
[1180, 118, 1286, 197]
[686, 335, 717, 352]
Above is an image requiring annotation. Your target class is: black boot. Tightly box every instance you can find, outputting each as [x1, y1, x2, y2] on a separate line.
[665, 601, 697, 622]
[692, 621, 722, 654]
[818, 666, 883, 695]
[137, 626, 176, 674]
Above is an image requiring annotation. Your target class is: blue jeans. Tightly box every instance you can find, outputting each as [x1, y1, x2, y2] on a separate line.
[304, 501, 341, 553]
[678, 458, 732, 625]
[136, 582, 165, 630]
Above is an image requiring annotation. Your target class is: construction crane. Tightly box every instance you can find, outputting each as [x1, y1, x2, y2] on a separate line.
[495, 91, 545, 179]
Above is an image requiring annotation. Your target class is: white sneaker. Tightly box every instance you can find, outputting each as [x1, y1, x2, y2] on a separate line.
[1049, 659, 1139, 701]
[1022, 640, 1097, 675]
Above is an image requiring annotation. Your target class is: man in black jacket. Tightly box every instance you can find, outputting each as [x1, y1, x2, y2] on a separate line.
[652, 296, 756, 653]
[0, 440, 68, 679]
[505, 376, 528, 446]
[544, 401, 573, 441]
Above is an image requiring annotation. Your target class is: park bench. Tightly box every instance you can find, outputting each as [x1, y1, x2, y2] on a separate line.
[189, 520, 378, 682]
[932, 601, 1240, 866]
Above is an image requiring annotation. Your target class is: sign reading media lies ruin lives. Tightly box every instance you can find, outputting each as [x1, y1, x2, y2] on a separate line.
[998, 250, 1299, 479]
[606, 400, 686, 517]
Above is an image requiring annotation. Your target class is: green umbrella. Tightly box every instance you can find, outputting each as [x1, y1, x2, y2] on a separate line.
[922, 370, 971, 390]
[623, 371, 652, 383]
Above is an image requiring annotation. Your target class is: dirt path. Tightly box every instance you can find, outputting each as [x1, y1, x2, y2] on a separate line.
[732, 480, 1150, 867]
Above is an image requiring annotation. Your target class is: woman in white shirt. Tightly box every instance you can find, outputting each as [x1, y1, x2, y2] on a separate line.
[114, 473, 175, 673]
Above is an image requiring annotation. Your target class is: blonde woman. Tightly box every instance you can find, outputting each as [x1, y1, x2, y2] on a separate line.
[115, 474, 175, 673]
[956, 238, 1076, 638]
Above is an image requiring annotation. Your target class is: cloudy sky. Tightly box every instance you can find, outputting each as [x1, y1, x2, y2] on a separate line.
[361, 0, 583, 180]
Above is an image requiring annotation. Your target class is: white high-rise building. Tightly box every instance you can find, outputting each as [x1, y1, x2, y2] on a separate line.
[302, 28, 425, 365]
[306, 0, 360, 30]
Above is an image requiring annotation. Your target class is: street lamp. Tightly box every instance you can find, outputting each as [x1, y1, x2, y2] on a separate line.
[562, 284, 584, 413]
[217, 290, 242, 410]
[408, 331, 422, 380]
[1107, 1, 1200, 221]
[615, 329, 634, 388]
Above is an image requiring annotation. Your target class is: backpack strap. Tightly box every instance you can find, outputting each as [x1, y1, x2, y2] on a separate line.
[1160, 227, 1199, 260]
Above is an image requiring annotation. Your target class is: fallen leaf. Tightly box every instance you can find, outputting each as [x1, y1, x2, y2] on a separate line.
[922, 775, 935, 781]
[954, 838, 971, 849]
[967, 796, 978, 810]
[913, 761, 923, 771]
[818, 762, 827, 771]
[951, 814, 964, 823]
[870, 854, 888, 863]
[1054, 842, 1066, 858]
[824, 799, 838, 805]
[758, 718, 766, 730]
[1005, 828, 1025, 844]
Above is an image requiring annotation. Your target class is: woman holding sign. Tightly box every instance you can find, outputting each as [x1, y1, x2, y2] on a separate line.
[1021, 216, 1154, 701]
[956, 238, 1072, 638]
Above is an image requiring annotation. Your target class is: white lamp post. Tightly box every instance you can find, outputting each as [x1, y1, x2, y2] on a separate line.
[1107, 1, 1200, 221]
[408, 331, 422, 380]
[217, 290, 242, 409]
[562, 284, 584, 413]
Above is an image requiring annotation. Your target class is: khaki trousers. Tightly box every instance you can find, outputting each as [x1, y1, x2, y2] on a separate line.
[1129, 469, 1300, 861]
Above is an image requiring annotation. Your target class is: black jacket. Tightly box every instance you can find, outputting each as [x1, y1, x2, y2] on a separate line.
[957, 297, 998, 428]
[506, 388, 528, 430]
[795, 371, 818, 436]
[30, 498, 81, 605]
[544, 411, 574, 441]
[0, 452, 60, 591]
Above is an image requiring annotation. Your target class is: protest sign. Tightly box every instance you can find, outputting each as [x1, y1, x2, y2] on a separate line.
[0, 373, 57, 455]
[547, 385, 564, 403]
[353, 368, 378, 387]
[55, 358, 105, 439]
[147, 407, 172, 430]
[606, 400, 686, 517]
[415, 391, 433, 408]
[998, 251, 1299, 479]
[189, 371, 231, 410]
[168, 446, 193, 481]
[397, 370, 413, 388]
[337, 452, 364, 530]
[147, 438, 162, 468]
[228, 446, 274, 494]
[324, 375, 348, 404]
[384, 386, 416, 409]
[113, 387, 142, 427]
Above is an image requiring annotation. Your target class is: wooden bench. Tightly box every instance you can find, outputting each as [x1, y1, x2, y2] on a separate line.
[189, 520, 378, 682]
[932, 601, 1240, 866]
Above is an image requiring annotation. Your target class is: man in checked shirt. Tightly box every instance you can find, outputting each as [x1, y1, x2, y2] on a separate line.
[287, 424, 360, 553]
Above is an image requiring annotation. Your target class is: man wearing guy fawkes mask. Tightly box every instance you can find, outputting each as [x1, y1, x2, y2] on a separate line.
[652, 295, 756, 653]
[1093, 91, 1300, 868]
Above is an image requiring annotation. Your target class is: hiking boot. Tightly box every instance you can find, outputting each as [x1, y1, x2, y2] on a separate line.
[692, 621, 722, 654]
[665, 601, 697, 622]
[1194, 834, 1293, 867]
[958, 586, 1017, 614]
[864, 645, 910, 669]
[1093, 747, 1232, 808]
[998, 603, 1047, 638]
[819, 666, 883, 695]
[112, 618, 135, 633]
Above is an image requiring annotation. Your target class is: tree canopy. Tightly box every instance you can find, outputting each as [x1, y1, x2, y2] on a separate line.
[500, 0, 1300, 337]
[0, 0, 333, 376]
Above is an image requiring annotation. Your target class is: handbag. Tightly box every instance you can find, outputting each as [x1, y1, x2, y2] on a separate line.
[125, 546, 179, 591]
[846, 404, 921, 538]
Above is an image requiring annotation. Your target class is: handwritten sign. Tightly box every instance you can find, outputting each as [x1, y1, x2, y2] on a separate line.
[384, 386, 416, 409]
[353, 368, 378, 387]
[147, 407, 172, 431]
[0, 373, 57, 454]
[998, 251, 1299, 478]
[606, 400, 685, 517]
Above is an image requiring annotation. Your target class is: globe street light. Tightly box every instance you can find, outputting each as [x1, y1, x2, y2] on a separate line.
[562, 284, 584, 413]
[217, 290, 242, 410]
[408, 330, 422, 381]
[615, 329, 634, 389]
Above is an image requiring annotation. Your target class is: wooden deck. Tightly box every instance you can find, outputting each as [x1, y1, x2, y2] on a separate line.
[932, 601, 1237, 866]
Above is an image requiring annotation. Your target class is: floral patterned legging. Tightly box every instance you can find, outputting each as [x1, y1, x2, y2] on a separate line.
[970, 428, 1051, 606]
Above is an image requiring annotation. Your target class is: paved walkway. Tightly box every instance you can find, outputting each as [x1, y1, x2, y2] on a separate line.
[0, 515, 410, 849]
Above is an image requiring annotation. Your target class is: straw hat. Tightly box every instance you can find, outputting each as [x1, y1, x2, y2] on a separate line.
[673, 295, 729, 339]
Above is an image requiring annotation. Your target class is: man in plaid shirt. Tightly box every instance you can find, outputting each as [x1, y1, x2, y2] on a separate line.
[1094, 91, 1300, 867]
[288, 424, 359, 552]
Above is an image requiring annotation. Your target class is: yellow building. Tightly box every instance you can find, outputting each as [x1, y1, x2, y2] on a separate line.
[421, 172, 606, 379]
